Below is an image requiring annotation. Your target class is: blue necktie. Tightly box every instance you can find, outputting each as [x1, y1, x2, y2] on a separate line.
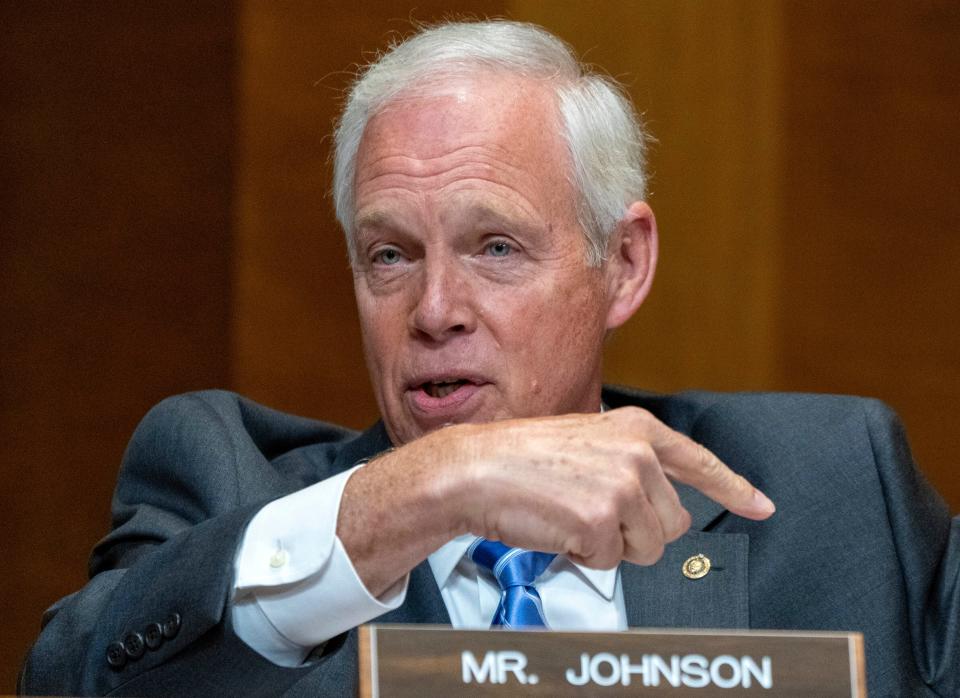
[468, 538, 557, 629]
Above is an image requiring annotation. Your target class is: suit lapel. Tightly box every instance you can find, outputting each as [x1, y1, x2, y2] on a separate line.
[604, 385, 752, 629]
[330, 421, 393, 472]
[620, 529, 750, 629]
[620, 486, 749, 629]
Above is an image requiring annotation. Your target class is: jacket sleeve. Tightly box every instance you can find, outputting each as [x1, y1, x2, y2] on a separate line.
[864, 398, 959, 696]
[18, 391, 349, 697]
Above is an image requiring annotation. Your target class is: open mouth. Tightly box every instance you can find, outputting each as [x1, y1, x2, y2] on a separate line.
[407, 375, 485, 416]
[421, 379, 470, 398]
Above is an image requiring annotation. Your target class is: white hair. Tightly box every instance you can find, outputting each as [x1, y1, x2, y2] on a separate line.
[332, 20, 648, 266]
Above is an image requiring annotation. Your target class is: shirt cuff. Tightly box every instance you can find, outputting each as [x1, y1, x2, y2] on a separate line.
[235, 466, 359, 588]
[256, 534, 407, 647]
[231, 464, 409, 665]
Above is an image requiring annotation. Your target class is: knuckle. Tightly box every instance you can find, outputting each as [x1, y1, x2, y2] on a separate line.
[619, 405, 653, 430]
[635, 541, 665, 566]
[580, 501, 618, 538]
[629, 440, 656, 464]
[620, 442, 657, 482]
[612, 477, 640, 509]
[695, 442, 721, 475]
[667, 507, 692, 541]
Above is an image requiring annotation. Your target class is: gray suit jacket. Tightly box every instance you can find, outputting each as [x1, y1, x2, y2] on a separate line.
[20, 387, 959, 696]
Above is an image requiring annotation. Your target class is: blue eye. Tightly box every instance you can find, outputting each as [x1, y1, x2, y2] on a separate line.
[375, 248, 403, 265]
[486, 241, 512, 257]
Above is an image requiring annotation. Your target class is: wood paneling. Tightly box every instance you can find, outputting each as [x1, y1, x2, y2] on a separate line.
[779, 2, 960, 508]
[0, 2, 236, 689]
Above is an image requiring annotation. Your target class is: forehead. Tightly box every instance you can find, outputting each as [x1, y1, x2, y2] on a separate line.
[353, 73, 577, 220]
[364, 73, 560, 148]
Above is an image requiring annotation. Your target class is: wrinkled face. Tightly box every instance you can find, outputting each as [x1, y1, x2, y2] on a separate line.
[352, 75, 616, 446]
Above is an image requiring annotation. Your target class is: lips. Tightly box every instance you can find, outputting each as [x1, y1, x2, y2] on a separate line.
[405, 373, 487, 419]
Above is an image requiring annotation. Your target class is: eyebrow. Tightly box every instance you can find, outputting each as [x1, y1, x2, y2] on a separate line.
[353, 202, 544, 241]
[463, 203, 543, 240]
[354, 210, 396, 233]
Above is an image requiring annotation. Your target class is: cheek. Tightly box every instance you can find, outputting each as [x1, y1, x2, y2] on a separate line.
[541, 274, 607, 341]
[356, 297, 399, 372]
[505, 284, 606, 373]
[541, 310, 603, 362]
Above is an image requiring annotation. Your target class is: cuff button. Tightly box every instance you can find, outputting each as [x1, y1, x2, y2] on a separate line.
[144, 622, 164, 649]
[123, 632, 146, 660]
[162, 612, 182, 640]
[106, 642, 127, 669]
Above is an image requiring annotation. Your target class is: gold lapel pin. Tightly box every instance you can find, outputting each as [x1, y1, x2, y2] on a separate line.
[682, 553, 711, 579]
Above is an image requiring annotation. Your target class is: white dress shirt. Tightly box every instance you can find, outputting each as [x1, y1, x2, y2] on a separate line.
[232, 466, 627, 667]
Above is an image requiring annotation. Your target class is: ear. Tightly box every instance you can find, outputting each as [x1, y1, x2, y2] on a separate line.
[604, 201, 658, 330]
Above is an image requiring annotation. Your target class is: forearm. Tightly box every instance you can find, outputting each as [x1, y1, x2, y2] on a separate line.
[339, 407, 772, 596]
[337, 429, 471, 597]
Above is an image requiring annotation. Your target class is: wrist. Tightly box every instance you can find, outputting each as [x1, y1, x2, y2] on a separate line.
[418, 423, 488, 541]
[407, 425, 476, 542]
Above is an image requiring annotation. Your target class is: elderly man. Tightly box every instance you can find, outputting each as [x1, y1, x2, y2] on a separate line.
[21, 20, 957, 697]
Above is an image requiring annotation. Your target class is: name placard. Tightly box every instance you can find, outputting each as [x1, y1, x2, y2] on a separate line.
[358, 625, 865, 696]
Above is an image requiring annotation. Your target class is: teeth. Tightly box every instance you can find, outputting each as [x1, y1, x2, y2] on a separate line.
[423, 380, 466, 398]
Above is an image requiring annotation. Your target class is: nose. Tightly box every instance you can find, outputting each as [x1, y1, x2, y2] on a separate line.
[409, 259, 477, 342]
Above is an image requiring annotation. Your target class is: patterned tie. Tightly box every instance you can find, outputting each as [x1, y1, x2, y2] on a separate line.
[468, 538, 557, 629]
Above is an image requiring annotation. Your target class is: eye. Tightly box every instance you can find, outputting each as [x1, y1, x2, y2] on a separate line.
[485, 240, 513, 258]
[374, 247, 403, 266]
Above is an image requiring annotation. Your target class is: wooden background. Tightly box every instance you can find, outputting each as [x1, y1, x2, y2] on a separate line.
[2, 1, 957, 689]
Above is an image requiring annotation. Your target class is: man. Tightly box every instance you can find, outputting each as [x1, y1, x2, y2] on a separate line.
[21, 20, 957, 697]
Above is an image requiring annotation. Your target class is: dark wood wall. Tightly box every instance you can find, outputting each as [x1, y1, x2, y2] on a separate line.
[2, 1, 957, 690]
[779, 2, 960, 509]
[1, 2, 236, 688]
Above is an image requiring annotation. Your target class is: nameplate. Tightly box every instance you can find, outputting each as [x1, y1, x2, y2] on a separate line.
[358, 625, 865, 696]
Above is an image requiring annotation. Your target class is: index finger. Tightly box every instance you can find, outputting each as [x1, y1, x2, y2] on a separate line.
[641, 413, 775, 520]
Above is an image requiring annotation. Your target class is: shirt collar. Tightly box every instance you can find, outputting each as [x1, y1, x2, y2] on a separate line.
[427, 535, 619, 601]
[428, 534, 475, 590]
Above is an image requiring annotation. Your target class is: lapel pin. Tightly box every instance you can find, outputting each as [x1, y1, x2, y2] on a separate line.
[682, 553, 711, 579]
